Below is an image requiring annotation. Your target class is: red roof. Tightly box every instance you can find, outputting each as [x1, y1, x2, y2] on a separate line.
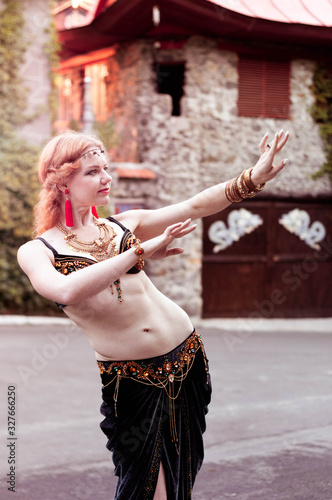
[208, 0, 332, 27]
[57, 0, 332, 59]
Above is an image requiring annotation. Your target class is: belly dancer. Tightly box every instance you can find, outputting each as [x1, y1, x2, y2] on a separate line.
[18, 129, 289, 499]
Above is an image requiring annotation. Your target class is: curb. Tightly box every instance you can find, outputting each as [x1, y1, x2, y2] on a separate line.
[0, 315, 72, 326]
[1, 315, 332, 332]
[196, 317, 332, 333]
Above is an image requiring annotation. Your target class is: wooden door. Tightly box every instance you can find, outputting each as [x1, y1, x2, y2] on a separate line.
[202, 200, 332, 318]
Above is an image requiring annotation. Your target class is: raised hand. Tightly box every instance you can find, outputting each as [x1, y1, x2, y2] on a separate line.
[143, 219, 197, 260]
[251, 129, 289, 186]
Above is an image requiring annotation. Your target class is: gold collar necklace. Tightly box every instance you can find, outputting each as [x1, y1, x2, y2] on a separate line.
[56, 217, 118, 262]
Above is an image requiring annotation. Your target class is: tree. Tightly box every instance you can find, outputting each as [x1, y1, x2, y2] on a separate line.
[0, 0, 59, 314]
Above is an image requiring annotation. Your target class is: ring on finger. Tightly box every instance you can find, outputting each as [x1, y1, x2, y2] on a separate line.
[266, 144, 271, 149]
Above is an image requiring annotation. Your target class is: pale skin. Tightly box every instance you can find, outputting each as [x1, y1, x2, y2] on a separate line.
[18, 129, 289, 500]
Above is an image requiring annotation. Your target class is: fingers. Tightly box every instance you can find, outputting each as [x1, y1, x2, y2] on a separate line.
[172, 223, 197, 238]
[273, 158, 288, 175]
[169, 218, 191, 233]
[166, 219, 190, 234]
[259, 133, 269, 154]
[259, 131, 279, 155]
[260, 129, 289, 156]
[178, 223, 197, 236]
[269, 130, 281, 154]
[165, 247, 184, 257]
[167, 219, 197, 237]
[276, 130, 289, 152]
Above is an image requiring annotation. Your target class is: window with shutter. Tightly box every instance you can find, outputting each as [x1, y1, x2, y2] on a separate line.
[238, 56, 290, 119]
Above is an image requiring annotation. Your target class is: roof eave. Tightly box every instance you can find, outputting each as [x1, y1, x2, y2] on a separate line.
[57, 0, 332, 60]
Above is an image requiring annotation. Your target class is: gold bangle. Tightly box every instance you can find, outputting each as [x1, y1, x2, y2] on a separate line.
[239, 172, 256, 198]
[237, 174, 247, 199]
[225, 179, 233, 202]
[243, 168, 255, 191]
[225, 178, 236, 202]
[233, 175, 242, 200]
[244, 168, 265, 193]
[225, 177, 242, 203]
[225, 168, 266, 203]
[134, 243, 145, 271]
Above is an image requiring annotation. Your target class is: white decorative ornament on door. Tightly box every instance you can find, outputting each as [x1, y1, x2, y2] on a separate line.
[278, 208, 326, 250]
[208, 208, 263, 253]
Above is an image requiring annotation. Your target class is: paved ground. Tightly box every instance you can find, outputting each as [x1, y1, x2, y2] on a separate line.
[0, 317, 332, 499]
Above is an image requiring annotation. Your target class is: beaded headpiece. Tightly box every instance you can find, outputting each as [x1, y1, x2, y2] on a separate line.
[80, 148, 105, 160]
[79, 148, 106, 167]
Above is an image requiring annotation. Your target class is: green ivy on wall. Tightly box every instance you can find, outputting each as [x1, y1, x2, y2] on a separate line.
[44, 2, 61, 127]
[311, 63, 332, 182]
[0, 0, 60, 314]
[0, 0, 27, 134]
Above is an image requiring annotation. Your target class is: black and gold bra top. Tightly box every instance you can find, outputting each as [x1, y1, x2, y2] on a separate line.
[36, 217, 141, 308]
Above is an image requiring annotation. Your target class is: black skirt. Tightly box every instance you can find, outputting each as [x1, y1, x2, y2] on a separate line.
[97, 330, 212, 500]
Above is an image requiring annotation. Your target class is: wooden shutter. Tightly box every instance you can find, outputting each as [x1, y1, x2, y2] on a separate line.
[238, 56, 290, 119]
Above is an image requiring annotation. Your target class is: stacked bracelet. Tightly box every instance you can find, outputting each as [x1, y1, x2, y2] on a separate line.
[134, 241, 145, 271]
[225, 168, 265, 203]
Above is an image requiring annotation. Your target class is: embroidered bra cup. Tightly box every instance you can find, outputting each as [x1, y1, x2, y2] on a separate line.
[36, 217, 141, 308]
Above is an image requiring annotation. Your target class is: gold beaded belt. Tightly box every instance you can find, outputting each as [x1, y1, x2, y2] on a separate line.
[97, 330, 209, 453]
[97, 330, 207, 386]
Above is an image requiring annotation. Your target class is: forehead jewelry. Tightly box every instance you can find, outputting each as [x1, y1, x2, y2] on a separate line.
[80, 148, 105, 160]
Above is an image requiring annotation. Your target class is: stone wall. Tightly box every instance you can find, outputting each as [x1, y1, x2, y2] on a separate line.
[106, 43, 141, 163]
[109, 36, 332, 317]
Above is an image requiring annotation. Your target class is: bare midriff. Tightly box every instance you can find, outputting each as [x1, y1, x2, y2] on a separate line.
[63, 270, 194, 361]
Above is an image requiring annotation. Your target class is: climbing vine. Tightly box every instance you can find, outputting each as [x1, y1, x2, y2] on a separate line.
[311, 63, 332, 182]
[0, 0, 27, 134]
[0, 0, 60, 314]
[44, 2, 61, 127]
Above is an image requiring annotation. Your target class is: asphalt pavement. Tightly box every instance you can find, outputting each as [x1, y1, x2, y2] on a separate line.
[0, 316, 332, 500]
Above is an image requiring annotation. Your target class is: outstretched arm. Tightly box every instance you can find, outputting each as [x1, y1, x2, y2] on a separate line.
[17, 220, 196, 305]
[118, 130, 289, 240]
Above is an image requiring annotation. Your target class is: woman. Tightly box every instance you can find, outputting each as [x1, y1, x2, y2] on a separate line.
[18, 129, 289, 499]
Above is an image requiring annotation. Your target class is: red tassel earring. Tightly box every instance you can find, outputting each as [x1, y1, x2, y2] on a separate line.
[65, 189, 74, 227]
[91, 206, 99, 219]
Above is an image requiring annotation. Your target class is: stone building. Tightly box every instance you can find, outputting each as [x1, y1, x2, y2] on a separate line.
[54, 0, 332, 318]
